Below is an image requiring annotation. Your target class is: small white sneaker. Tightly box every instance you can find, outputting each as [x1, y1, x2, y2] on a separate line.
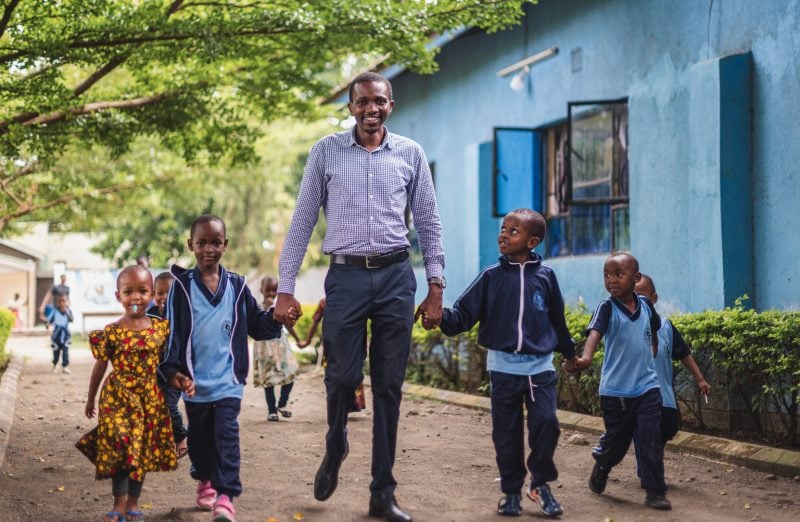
[52, 365, 59, 373]
[62, 367, 71, 374]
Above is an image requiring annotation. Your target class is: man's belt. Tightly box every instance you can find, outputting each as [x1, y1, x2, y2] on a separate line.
[330, 249, 409, 269]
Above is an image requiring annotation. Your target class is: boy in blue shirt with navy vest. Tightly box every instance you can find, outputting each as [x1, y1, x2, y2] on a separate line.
[48, 294, 73, 373]
[159, 214, 288, 522]
[439, 209, 576, 518]
[567, 253, 671, 510]
[634, 274, 710, 465]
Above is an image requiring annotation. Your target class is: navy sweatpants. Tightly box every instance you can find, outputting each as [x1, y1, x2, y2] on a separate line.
[490, 370, 561, 494]
[322, 259, 416, 495]
[593, 387, 666, 493]
[184, 397, 242, 498]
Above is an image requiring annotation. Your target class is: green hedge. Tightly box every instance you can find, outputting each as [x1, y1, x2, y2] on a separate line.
[406, 299, 800, 446]
[0, 307, 14, 368]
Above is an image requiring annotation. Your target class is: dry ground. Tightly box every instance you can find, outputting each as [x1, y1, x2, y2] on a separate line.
[1, 337, 799, 521]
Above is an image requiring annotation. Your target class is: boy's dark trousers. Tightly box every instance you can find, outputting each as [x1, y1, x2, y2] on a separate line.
[633, 405, 679, 486]
[51, 342, 69, 367]
[593, 388, 666, 492]
[185, 397, 242, 498]
[51, 326, 70, 367]
[265, 381, 294, 413]
[490, 370, 560, 493]
[322, 260, 416, 495]
[162, 385, 187, 444]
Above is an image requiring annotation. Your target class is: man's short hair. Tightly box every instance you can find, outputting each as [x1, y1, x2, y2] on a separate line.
[348, 72, 393, 102]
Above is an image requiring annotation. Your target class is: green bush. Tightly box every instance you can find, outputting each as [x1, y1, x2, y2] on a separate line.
[407, 298, 800, 446]
[671, 297, 800, 445]
[0, 307, 14, 368]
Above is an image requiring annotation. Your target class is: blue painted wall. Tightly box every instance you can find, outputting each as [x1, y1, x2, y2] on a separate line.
[385, 0, 800, 312]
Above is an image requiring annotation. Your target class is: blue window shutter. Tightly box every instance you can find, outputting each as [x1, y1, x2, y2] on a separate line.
[494, 128, 542, 216]
[478, 142, 502, 269]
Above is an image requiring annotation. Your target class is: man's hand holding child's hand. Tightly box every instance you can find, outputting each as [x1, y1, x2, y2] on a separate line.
[170, 372, 196, 398]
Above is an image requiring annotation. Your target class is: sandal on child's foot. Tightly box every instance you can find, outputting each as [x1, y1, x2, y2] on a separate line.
[125, 510, 145, 522]
[277, 408, 292, 418]
[267, 412, 279, 422]
[176, 443, 189, 459]
[102, 511, 125, 522]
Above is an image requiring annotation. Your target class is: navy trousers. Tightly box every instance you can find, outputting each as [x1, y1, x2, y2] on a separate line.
[322, 259, 416, 495]
[593, 388, 666, 493]
[184, 397, 242, 498]
[265, 381, 294, 413]
[490, 370, 560, 493]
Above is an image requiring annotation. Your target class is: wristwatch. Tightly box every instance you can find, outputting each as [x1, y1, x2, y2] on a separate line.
[428, 276, 446, 289]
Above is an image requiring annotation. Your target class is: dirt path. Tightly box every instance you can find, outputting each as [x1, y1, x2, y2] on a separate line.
[1, 338, 798, 521]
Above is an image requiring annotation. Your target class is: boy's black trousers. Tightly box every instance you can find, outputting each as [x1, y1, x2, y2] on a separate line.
[185, 397, 242, 498]
[490, 369, 560, 494]
[593, 387, 667, 493]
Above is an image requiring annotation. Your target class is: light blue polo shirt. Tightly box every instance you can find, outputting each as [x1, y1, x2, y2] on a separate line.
[184, 276, 243, 403]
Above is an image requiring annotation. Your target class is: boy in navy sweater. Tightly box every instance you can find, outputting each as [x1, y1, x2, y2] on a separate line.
[159, 214, 291, 522]
[438, 209, 576, 518]
[566, 253, 671, 510]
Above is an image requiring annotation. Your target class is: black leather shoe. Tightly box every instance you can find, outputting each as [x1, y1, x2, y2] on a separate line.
[313, 442, 348, 501]
[368, 492, 413, 522]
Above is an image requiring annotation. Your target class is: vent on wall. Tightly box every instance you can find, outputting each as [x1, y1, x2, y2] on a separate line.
[571, 47, 583, 73]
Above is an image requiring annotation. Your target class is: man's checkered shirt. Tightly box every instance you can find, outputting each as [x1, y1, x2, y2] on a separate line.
[278, 128, 444, 294]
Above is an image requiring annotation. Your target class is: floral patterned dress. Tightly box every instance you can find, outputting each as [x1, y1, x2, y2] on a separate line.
[76, 319, 177, 480]
[252, 329, 299, 388]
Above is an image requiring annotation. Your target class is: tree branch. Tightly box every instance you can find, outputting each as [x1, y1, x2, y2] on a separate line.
[0, 162, 39, 187]
[0, 177, 171, 233]
[0, 0, 20, 40]
[72, 55, 128, 98]
[9, 92, 176, 129]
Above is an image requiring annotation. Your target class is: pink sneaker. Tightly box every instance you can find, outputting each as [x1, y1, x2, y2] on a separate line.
[196, 480, 217, 511]
[212, 494, 235, 522]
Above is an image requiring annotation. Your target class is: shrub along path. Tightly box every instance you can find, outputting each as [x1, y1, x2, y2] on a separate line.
[1, 335, 799, 521]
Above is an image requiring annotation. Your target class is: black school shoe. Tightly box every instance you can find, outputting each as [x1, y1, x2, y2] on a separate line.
[527, 483, 563, 517]
[497, 493, 522, 517]
[588, 463, 608, 494]
[645, 490, 672, 510]
[368, 492, 413, 521]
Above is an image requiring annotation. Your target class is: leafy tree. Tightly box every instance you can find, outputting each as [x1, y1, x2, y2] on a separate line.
[0, 0, 534, 233]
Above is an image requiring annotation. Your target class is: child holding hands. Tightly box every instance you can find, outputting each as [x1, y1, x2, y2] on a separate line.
[565, 253, 671, 510]
[77, 265, 177, 522]
[158, 215, 291, 522]
[439, 209, 576, 518]
[634, 274, 711, 459]
[253, 276, 302, 421]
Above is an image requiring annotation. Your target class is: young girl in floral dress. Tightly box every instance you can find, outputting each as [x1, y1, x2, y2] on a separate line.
[253, 276, 301, 421]
[77, 265, 178, 522]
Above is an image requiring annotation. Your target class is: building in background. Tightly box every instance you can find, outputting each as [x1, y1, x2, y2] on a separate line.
[330, 0, 799, 312]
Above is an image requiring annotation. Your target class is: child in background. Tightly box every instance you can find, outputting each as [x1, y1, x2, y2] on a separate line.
[439, 209, 576, 518]
[634, 274, 711, 460]
[147, 272, 189, 459]
[159, 214, 289, 522]
[76, 265, 177, 522]
[48, 294, 73, 374]
[565, 252, 671, 510]
[253, 276, 301, 422]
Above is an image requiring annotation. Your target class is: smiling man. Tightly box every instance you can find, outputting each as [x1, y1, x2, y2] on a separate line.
[275, 72, 445, 522]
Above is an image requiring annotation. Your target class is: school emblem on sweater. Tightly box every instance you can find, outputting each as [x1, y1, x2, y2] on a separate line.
[532, 290, 546, 311]
[221, 320, 232, 340]
[644, 328, 652, 345]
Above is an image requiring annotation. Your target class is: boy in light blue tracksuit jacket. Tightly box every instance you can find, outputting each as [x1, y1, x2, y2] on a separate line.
[438, 209, 575, 518]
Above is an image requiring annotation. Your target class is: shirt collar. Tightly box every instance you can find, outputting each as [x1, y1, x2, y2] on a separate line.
[347, 126, 394, 150]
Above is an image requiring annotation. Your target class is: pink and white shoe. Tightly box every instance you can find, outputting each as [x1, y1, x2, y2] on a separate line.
[212, 494, 235, 522]
[196, 480, 217, 511]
